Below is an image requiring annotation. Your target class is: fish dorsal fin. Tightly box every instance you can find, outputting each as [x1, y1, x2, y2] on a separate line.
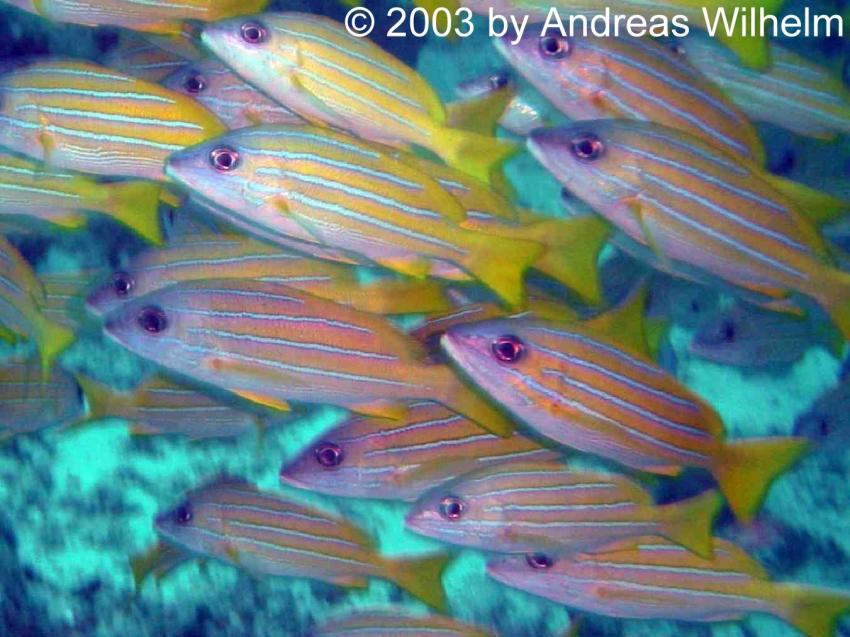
[583, 279, 651, 357]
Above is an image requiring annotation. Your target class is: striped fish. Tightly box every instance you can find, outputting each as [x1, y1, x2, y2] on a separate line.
[0, 60, 227, 181]
[165, 125, 543, 306]
[453, 69, 550, 136]
[313, 610, 497, 637]
[75, 374, 281, 440]
[152, 478, 449, 609]
[497, 31, 763, 163]
[85, 235, 452, 318]
[162, 60, 304, 130]
[527, 120, 850, 339]
[487, 535, 850, 637]
[0, 235, 73, 372]
[40, 269, 101, 330]
[104, 33, 203, 82]
[672, 33, 850, 139]
[441, 314, 807, 521]
[101, 278, 515, 436]
[0, 150, 163, 244]
[280, 401, 558, 501]
[200, 12, 515, 184]
[5, 0, 270, 34]
[405, 460, 720, 557]
[0, 357, 83, 439]
[462, 0, 782, 69]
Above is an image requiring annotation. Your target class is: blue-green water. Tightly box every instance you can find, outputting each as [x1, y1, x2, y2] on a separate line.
[1, 2, 849, 636]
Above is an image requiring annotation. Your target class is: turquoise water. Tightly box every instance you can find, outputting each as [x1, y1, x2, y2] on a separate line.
[0, 1, 849, 636]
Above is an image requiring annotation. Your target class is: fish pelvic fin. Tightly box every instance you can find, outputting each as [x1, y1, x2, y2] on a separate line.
[658, 490, 722, 559]
[385, 552, 450, 612]
[35, 315, 74, 376]
[460, 236, 543, 308]
[432, 126, 518, 186]
[107, 181, 164, 246]
[713, 437, 809, 522]
[711, 0, 779, 70]
[773, 583, 850, 637]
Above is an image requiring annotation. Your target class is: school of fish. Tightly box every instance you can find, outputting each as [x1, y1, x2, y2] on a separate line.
[0, 0, 849, 635]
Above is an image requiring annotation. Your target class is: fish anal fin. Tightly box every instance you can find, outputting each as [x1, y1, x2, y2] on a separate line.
[348, 400, 407, 421]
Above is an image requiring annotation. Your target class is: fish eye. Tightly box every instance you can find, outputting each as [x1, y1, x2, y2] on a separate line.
[539, 34, 570, 59]
[669, 42, 686, 57]
[175, 501, 193, 525]
[439, 496, 464, 520]
[721, 320, 736, 342]
[560, 186, 573, 201]
[489, 71, 510, 90]
[314, 442, 344, 468]
[570, 134, 605, 161]
[818, 417, 830, 437]
[209, 147, 240, 172]
[111, 271, 134, 297]
[137, 306, 168, 334]
[241, 21, 268, 44]
[526, 552, 554, 569]
[183, 71, 206, 94]
[491, 334, 524, 363]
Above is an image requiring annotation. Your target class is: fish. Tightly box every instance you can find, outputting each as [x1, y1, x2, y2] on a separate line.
[689, 301, 843, 367]
[312, 610, 497, 637]
[0, 235, 74, 372]
[161, 60, 305, 130]
[486, 535, 850, 637]
[152, 477, 449, 609]
[405, 460, 720, 557]
[527, 120, 850, 339]
[453, 69, 551, 136]
[0, 60, 228, 181]
[101, 278, 516, 436]
[280, 401, 559, 501]
[199, 12, 516, 184]
[85, 235, 452, 318]
[497, 31, 764, 163]
[4, 0, 271, 34]
[461, 0, 782, 69]
[0, 150, 163, 244]
[670, 33, 850, 140]
[164, 125, 544, 307]
[75, 374, 279, 440]
[793, 376, 850, 450]
[0, 357, 83, 439]
[440, 300, 808, 521]
[104, 33, 203, 82]
[40, 269, 100, 330]
[646, 274, 720, 329]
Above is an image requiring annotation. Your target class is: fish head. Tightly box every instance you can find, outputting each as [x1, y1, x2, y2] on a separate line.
[793, 382, 850, 446]
[441, 318, 548, 417]
[200, 14, 298, 86]
[689, 306, 747, 363]
[404, 462, 533, 550]
[527, 121, 642, 218]
[279, 424, 375, 498]
[86, 261, 157, 318]
[496, 29, 603, 118]
[154, 485, 226, 556]
[161, 61, 224, 103]
[486, 553, 569, 601]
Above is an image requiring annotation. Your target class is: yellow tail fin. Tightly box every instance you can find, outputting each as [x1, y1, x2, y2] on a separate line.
[34, 316, 74, 376]
[107, 180, 164, 245]
[774, 583, 850, 637]
[433, 126, 518, 186]
[386, 552, 450, 612]
[74, 374, 115, 422]
[711, 0, 782, 69]
[446, 86, 514, 137]
[816, 270, 850, 341]
[762, 173, 850, 228]
[461, 237, 543, 308]
[658, 490, 722, 558]
[350, 278, 452, 315]
[434, 365, 515, 437]
[713, 437, 808, 522]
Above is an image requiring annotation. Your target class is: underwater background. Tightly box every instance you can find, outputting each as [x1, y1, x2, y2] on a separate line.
[1, 1, 850, 636]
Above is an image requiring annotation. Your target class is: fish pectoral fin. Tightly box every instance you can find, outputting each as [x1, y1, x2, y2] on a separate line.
[273, 198, 326, 244]
[623, 197, 669, 265]
[289, 71, 344, 127]
[348, 399, 407, 421]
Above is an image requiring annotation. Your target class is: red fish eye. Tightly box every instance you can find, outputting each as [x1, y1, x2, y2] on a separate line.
[314, 442, 344, 468]
[175, 501, 193, 524]
[111, 271, 134, 297]
[209, 147, 240, 172]
[241, 22, 267, 44]
[669, 42, 686, 56]
[492, 335, 524, 363]
[539, 34, 569, 58]
[721, 321, 736, 342]
[439, 496, 464, 520]
[526, 553, 554, 569]
[137, 306, 168, 334]
[570, 134, 604, 161]
[489, 71, 509, 90]
[183, 72, 206, 94]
